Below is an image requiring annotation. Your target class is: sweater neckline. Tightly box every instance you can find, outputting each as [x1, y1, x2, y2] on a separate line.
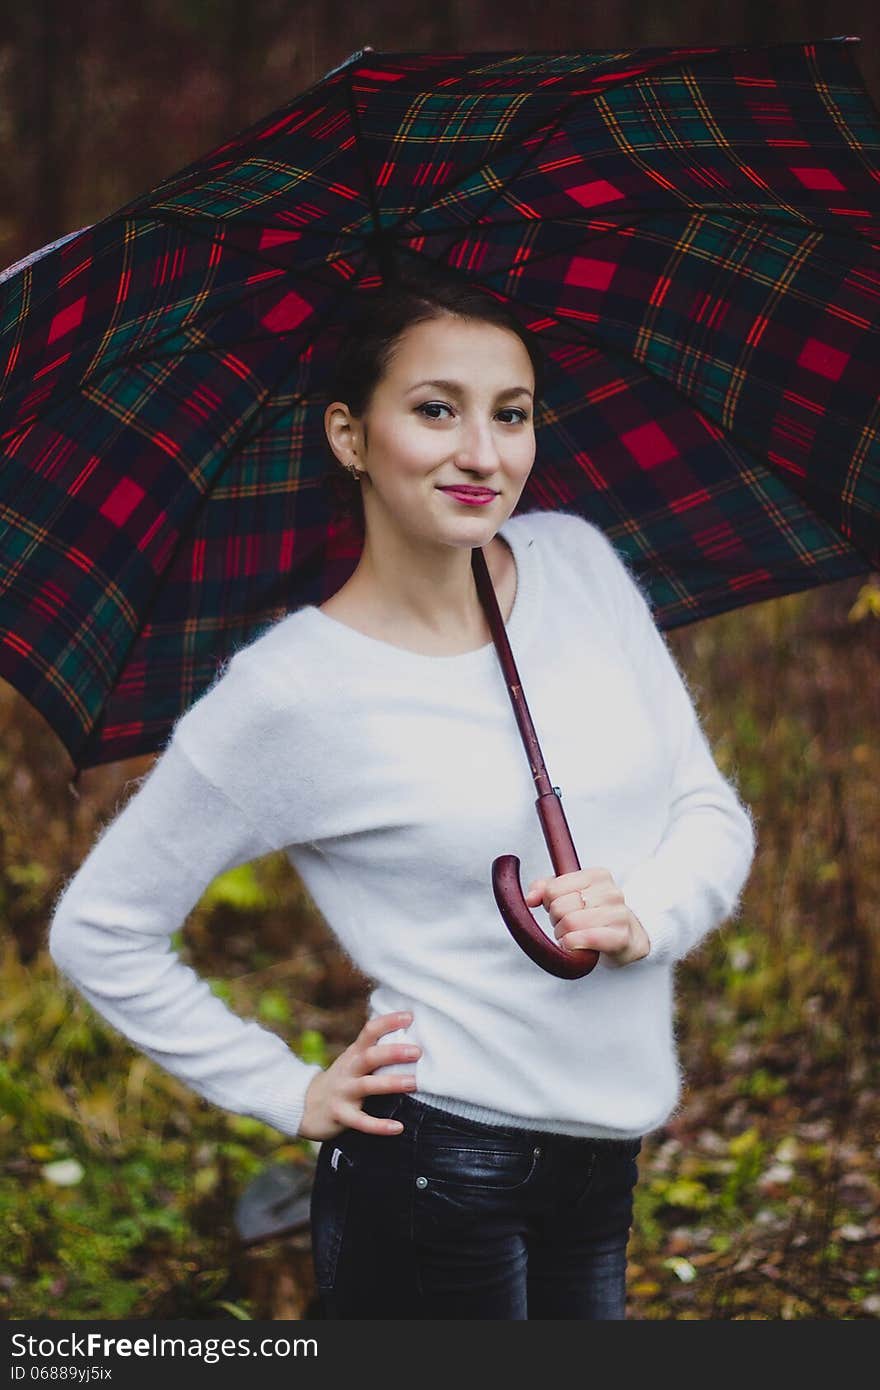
[299, 513, 539, 668]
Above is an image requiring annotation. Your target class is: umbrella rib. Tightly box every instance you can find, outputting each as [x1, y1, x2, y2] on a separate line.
[403, 213, 876, 303]
[135, 199, 880, 256]
[407, 204, 880, 254]
[343, 63, 397, 277]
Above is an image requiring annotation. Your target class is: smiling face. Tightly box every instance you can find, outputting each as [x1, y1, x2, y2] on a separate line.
[324, 312, 537, 551]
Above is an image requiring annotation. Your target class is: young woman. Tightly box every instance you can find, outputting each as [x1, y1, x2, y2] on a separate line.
[48, 272, 756, 1321]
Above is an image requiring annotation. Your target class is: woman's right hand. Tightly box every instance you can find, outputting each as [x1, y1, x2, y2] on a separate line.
[297, 1011, 421, 1141]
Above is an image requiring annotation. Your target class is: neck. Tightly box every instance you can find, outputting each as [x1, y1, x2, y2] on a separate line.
[347, 512, 507, 643]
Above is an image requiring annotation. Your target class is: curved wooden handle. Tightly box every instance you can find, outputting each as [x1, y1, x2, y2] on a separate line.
[492, 855, 599, 979]
[491, 788, 599, 980]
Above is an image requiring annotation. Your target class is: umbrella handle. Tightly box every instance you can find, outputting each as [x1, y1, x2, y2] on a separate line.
[492, 789, 600, 981]
[472, 541, 600, 979]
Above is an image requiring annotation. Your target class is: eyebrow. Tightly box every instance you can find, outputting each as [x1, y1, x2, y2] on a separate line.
[406, 378, 533, 401]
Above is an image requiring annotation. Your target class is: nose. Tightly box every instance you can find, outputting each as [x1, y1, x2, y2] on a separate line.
[453, 418, 503, 476]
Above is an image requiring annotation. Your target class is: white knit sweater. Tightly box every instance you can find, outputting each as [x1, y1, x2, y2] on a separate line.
[48, 508, 756, 1140]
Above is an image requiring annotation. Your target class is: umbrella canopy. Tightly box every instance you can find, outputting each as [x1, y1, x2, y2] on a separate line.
[1, 37, 878, 780]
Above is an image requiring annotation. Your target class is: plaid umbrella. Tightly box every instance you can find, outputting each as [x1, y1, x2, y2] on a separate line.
[1, 37, 878, 786]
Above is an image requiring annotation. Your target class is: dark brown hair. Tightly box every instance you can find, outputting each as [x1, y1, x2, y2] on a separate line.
[321, 268, 545, 525]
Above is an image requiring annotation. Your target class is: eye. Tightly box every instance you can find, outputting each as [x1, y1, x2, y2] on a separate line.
[416, 402, 530, 423]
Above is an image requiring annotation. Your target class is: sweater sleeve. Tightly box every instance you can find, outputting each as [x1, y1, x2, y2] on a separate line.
[47, 733, 323, 1137]
[572, 514, 758, 967]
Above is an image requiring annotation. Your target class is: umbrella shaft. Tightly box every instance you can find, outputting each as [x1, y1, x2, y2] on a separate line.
[536, 789, 581, 876]
[471, 544, 553, 797]
[472, 541, 582, 876]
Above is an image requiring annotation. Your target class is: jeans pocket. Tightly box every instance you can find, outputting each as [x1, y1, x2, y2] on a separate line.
[310, 1142, 355, 1292]
[570, 1137, 642, 1207]
[415, 1133, 540, 1193]
[360, 1092, 407, 1124]
[591, 1137, 643, 1193]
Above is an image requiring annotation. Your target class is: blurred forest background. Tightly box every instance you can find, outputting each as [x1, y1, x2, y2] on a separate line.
[1, 0, 879, 1321]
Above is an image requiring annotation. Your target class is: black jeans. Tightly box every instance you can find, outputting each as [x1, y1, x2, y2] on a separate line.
[309, 1091, 642, 1319]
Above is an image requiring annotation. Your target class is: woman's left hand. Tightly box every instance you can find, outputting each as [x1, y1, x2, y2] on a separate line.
[524, 867, 651, 968]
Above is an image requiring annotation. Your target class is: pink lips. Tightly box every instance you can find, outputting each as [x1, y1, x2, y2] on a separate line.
[439, 487, 497, 506]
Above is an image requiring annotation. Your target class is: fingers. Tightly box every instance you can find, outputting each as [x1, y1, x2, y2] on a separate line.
[348, 1011, 420, 1135]
[527, 868, 614, 907]
[359, 1010, 412, 1043]
[355, 1072, 418, 1097]
[340, 1104, 407, 1136]
[528, 874, 624, 929]
[548, 891, 594, 932]
[558, 923, 627, 955]
[552, 897, 617, 936]
[360, 1012, 421, 1071]
[525, 879, 547, 907]
[526, 878, 589, 914]
[527, 879, 588, 926]
[363, 1039, 421, 1070]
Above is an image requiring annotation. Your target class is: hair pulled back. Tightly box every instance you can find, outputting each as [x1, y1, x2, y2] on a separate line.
[322, 268, 545, 525]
